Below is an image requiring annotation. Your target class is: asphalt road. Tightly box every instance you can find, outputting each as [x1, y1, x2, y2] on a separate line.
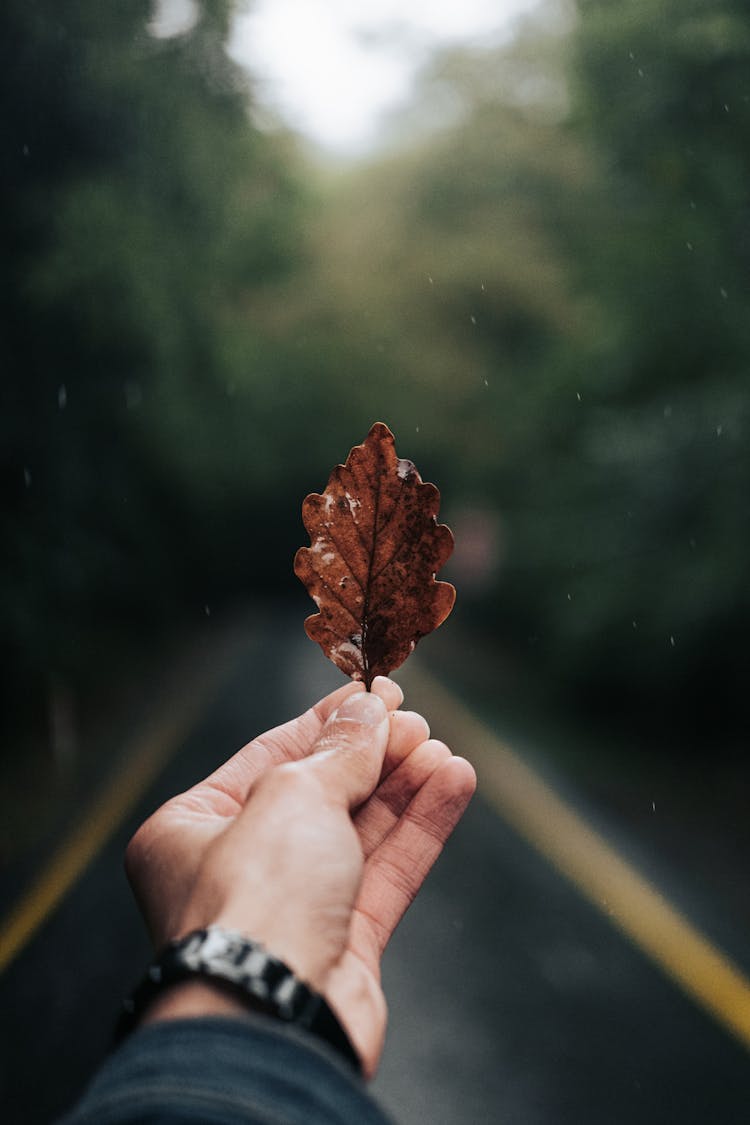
[1, 613, 748, 1123]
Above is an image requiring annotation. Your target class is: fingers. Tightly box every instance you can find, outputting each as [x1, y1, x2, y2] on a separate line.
[369, 676, 404, 713]
[302, 692, 390, 808]
[382, 710, 430, 778]
[192, 678, 403, 809]
[354, 756, 476, 956]
[355, 737, 450, 856]
[309, 676, 402, 727]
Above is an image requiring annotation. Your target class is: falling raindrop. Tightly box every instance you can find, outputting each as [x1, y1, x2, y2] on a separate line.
[720, 287, 728, 299]
[23, 467, 32, 488]
[716, 424, 723, 437]
[204, 605, 211, 617]
[470, 315, 477, 325]
[670, 635, 676, 647]
[576, 392, 582, 402]
[58, 385, 67, 409]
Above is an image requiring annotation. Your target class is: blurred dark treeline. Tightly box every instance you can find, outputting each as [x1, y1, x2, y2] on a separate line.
[1, 0, 748, 758]
[1, 0, 310, 750]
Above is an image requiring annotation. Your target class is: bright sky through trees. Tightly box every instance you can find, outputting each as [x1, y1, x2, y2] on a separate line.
[229, 0, 536, 151]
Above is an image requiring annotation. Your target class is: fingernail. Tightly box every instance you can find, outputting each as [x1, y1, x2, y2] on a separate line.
[371, 675, 404, 705]
[336, 692, 387, 726]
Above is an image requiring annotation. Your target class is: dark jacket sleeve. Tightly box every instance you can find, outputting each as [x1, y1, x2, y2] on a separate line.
[58, 1015, 395, 1125]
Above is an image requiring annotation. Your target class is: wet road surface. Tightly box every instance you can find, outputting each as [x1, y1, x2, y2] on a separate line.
[1, 613, 748, 1123]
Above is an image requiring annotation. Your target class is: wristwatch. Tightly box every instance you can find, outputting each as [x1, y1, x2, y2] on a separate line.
[117, 926, 361, 1072]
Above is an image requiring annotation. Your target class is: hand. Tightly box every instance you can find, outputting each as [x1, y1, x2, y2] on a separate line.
[125, 677, 476, 1076]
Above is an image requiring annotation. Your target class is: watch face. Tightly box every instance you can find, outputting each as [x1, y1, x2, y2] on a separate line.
[173, 928, 299, 1007]
[191, 928, 264, 983]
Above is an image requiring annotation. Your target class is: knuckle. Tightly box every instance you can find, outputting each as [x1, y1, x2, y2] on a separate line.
[261, 760, 323, 800]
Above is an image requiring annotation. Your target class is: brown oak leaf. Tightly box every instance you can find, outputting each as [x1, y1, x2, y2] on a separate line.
[294, 422, 455, 688]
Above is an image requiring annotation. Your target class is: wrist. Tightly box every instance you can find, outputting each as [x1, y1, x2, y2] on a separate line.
[141, 978, 251, 1026]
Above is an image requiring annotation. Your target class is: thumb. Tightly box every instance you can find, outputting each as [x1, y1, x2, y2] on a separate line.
[302, 690, 390, 809]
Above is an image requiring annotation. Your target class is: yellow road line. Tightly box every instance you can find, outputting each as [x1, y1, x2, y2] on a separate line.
[0, 654, 233, 975]
[6, 651, 750, 1055]
[405, 665, 750, 1053]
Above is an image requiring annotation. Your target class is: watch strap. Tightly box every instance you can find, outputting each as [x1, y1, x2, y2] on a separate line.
[117, 926, 361, 1073]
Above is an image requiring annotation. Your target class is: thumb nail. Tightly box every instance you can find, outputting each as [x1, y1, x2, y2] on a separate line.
[336, 692, 387, 726]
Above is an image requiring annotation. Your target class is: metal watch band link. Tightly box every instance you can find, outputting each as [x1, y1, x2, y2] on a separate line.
[117, 926, 361, 1072]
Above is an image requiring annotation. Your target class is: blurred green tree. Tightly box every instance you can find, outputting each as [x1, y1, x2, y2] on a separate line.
[0, 0, 307, 754]
[3, 0, 746, 756]
[266, 0, 749, 738]
[541, 0, 750, 727]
